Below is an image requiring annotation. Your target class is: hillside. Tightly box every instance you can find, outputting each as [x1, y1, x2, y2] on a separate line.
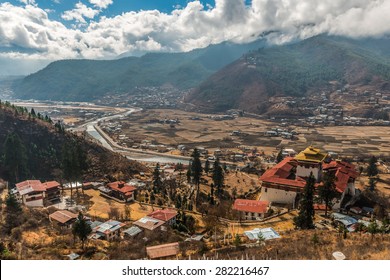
[0, 102, 147, 183]
[186, 35, 390, 113]
[11, 40, 266, 101]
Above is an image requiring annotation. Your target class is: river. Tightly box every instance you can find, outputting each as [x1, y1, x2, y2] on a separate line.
[83, 107, 190, 165]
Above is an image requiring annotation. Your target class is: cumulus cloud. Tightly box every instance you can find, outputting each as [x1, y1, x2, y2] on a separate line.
[89, 0, 113, 9]
[61, 2, 100, 23]
[1, 0, 390, 75]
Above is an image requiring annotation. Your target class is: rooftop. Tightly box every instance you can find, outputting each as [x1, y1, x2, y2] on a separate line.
[16, 180, 60, 195]
[107, 181, 137, 195]
[16, 180, 46, 195]
[146, 242, 179, 259]
[49, 210, 78, 224]
[244, 227, 281, 241]
[147, 209, 178, 222]
[42, 181, 60, 190]
[260, 157, 307, 188]
[233, 199, 270, 214]
[294, 146, 328, 163]
[123, 226, 142, 237]
[93, 220, 125, 235]
[133, 216, 165, 231]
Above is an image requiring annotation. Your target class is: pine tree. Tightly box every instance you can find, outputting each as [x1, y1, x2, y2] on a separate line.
[153, 163, 162, 193]
[234, 234, 241, 247]
[212, 157, 224, 196]
[318, 171, 338, 217]
[368, 177, 376, 191]
[191, 149, 203, 202]
[72, 212, 92, 250]
[4, 192, 23, 234]
[3, 132, 28, 183]
[276, 149, 284, 163]
[367, 156, 379, 177]
[186, 163, 192, 183]
[61, 141, 88, 199]
[210, 183, 215, 205]
[294, 173, 315, 229]
[204, 159, 210, 174]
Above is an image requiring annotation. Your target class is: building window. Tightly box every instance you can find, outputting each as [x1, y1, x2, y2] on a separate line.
[264, 188, 267, 193]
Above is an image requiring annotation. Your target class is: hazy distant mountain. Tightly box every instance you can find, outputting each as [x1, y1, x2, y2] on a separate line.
[186, 35, 390, 113]
[12, 40, 266, 101]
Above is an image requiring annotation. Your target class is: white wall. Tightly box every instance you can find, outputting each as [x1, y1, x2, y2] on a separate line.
[260, 187, 296, 205]
[346, 182, 356, 196]
[296, 165, 320, 180]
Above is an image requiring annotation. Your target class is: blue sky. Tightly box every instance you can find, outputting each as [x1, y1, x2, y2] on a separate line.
[0, 0, 389, 75]
[3, 0, 219, 25]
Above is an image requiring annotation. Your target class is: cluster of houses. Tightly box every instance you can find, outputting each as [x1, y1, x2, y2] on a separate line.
[96, 86, 181, 109]
[48, 207, 179, 259]
[264, 127, 297, 139]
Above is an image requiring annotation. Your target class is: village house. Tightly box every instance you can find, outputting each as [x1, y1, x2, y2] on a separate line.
[233, 199, 271, 220]
[259, 146, 358, 209]
[49, 210, 78, 229]
[133, 216, 165, 231]
[98, 181, 137, 202]
[147, 209, 178, 226]
[90, 220, 125, 241]
[146, 242, 180, 260]
[14, 180, 61, 207]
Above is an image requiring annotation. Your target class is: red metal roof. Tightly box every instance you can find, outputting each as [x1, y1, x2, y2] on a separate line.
[260, 157, 307, 188]
[147, 209, 178, 222]
[107, 181, 137, 195]
[42, 181, 60, 190]
[15, 180, 46, 193]
[323, 160, 358, 179]
[233, 199, 269, 213]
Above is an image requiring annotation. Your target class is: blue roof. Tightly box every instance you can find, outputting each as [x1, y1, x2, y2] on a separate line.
[332, 213, 357, 227]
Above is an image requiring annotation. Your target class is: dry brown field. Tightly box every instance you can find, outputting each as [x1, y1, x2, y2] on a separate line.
[113, 109, 390, 157]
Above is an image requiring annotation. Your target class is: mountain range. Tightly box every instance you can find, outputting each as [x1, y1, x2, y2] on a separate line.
[186, 35, 390, 113]
[10, 35, 390, 114]
[11, 40, 266, 101]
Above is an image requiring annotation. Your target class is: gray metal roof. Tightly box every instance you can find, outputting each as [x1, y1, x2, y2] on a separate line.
[244, 227, 281, 241]
[123, 226, 142, 237]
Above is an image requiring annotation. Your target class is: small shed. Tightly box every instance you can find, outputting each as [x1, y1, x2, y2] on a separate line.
[49, 210, 78, 228]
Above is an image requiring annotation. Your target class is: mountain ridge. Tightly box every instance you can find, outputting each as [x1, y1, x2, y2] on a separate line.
[11, 39, 267, 101]
[186, 35, 390, 113]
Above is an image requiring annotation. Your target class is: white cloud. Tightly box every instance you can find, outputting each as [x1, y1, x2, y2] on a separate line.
[89, 0, 113, 9]
[18, 0, 36, 5]
[61, 2, 99, 24]
[1, 0, 390, 75]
